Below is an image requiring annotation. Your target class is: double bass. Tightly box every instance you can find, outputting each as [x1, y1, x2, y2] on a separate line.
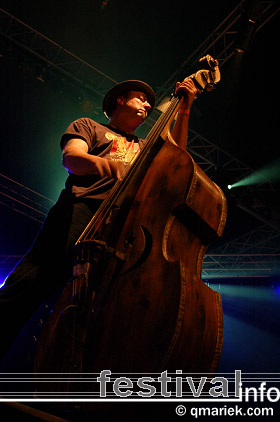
[34, 55, 227, 381]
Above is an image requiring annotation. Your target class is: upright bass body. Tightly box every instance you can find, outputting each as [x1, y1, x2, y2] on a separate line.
[34, 136, 226, 375]
[82, 139, 226, 373]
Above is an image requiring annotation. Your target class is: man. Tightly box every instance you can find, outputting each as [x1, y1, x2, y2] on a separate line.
[61, 78, 196, 184]
[0, 78, 197, 361]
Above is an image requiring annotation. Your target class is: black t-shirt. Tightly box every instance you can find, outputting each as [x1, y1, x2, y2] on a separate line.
[59, 117, 144, 200]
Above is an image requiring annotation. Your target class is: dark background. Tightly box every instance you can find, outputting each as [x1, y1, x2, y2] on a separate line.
[0, 1, 280, 419]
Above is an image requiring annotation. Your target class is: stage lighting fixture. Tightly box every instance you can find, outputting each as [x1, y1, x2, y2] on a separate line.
[235, 18, 257, 54]
[235, 0, 265, 54]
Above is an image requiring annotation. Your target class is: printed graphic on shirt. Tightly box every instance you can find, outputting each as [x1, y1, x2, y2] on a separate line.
[105, 132, 139, 164]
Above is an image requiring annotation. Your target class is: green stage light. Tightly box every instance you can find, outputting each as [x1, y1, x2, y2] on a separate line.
[228, 159, 280, 189]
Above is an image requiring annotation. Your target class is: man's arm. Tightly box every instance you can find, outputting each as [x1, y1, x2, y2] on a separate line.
[171, 79, 198, 149]
[62, 138, 124, 179]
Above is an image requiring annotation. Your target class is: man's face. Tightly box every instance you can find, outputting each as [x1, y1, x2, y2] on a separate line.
[120, 90, 152, 120]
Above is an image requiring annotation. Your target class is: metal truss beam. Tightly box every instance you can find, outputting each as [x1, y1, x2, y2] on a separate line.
[1, 2, 278, 109]
[212, 224, 280, 255]
[203, 224, 280, 278]
[187, 128, 252, 178]
[202, 253, 280, 279]
[152, 0, 279, 106]
[0, 173, 54, 224]
[0, 7, 118, 103]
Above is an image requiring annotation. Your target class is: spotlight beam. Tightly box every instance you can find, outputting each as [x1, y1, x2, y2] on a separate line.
[228, 159, 280, 189]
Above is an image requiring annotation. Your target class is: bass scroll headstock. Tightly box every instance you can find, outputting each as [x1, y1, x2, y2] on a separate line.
[187, 54, 221, 93]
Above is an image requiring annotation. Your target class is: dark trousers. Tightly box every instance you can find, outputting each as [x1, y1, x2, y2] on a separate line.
[0, 198, 102, 360]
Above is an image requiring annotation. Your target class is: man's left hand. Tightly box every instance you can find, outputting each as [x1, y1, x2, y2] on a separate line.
[175, 78, 198, 110]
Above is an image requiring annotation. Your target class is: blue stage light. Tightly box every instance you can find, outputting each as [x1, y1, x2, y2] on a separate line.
[0, 277, 6, 289]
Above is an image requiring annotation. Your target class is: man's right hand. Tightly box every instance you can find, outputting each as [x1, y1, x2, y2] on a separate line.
[93, 156, 127, 180]
[62, 138, 126, 179]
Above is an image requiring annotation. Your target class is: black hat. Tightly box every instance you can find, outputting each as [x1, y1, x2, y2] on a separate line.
[102, 80, 156, 119]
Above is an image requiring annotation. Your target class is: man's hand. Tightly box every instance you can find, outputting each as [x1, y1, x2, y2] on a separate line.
[93, 156, 127, 180]
[62, 138, 126, 180]
[175, 78, 198, 110]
